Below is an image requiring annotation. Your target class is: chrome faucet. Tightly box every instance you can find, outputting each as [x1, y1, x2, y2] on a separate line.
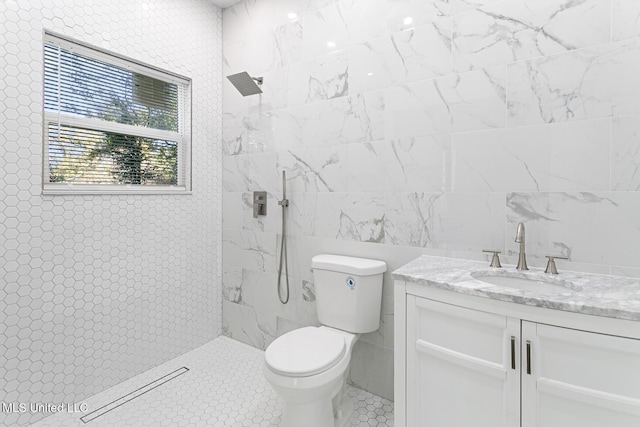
[514, 222, 528, 270]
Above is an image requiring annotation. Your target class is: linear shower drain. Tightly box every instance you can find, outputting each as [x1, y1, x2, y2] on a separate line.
[80, 367, 189, 423]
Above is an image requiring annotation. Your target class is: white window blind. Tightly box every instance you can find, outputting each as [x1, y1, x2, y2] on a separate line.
[43, 32, 192, 194]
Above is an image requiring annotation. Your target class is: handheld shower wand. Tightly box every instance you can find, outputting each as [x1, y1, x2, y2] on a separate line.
[277, 171, 290, 304]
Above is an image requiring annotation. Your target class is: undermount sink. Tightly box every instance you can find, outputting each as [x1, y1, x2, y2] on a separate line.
[471, 272, 581, 293]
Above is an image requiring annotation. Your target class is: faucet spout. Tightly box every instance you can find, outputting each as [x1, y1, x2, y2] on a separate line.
[515, 222, 525, 243]
[515, 222, 528, 270]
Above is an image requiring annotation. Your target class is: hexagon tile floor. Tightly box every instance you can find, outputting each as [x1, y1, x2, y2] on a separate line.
[30, 336, 393, 427]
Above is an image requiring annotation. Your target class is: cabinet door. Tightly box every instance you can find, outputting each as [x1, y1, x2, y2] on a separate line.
[522, 322, 640, 427]
[407, 296, 520, 427]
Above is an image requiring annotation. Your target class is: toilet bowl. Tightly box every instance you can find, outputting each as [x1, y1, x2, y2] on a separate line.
[263, 326, 359, 427]
[263, 254, 386, 427]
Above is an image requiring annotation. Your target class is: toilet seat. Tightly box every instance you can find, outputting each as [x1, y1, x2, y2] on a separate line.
[265, 327, 346, 377]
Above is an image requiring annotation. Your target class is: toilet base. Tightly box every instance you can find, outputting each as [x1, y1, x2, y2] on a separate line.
[279, 382, 353, 427]
[334, 394, 354, 427]
[280, 395, 335, 427]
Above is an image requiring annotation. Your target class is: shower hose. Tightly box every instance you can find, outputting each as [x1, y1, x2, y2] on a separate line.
[277, 171, 290, 304]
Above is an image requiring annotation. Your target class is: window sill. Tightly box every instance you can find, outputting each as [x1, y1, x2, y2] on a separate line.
[43, 184, 192, 195]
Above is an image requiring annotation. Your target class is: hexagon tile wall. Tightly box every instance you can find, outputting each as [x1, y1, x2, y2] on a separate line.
[0, 1, 223, 426]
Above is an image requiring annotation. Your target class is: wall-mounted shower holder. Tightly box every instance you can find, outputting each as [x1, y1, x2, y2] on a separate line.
[253, 191, 267, 218]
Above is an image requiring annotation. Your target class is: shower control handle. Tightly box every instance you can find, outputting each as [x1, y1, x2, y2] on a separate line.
[253, 191, 267, 218]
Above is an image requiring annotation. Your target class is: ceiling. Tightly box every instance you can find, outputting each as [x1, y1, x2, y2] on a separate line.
[208, 0, 241, 8]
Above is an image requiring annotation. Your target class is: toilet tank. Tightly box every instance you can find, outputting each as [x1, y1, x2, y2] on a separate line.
[312, 254, 387, 334]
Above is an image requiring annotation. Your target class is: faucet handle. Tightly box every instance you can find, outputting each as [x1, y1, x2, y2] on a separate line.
[545, 255, 568, 275]
[482, 250, 502, 268]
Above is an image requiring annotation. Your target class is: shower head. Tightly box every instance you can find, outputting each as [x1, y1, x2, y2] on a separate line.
[226, 71, 263, 96]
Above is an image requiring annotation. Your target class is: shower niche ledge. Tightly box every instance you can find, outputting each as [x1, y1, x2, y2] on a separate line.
[392, 255, 640, 427]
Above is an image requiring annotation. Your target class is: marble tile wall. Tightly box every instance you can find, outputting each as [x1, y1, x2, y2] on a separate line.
[222, 0, 640, 400]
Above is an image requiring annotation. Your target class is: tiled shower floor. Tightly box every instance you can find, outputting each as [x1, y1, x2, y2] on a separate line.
[32, 336, 394, 426]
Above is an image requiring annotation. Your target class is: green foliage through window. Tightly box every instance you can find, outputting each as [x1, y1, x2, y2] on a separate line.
[43, 34, 190, 191]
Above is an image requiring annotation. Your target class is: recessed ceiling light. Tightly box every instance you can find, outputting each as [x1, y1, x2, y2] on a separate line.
[287, 12, 298, 20]
[326, 41, 337, 48]
[403, 16, 413, 26]
[367, 72, 374, 76]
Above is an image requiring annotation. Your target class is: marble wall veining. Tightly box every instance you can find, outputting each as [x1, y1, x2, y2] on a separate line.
[0, 1, 222, 426]
[221, 0, 640, 400]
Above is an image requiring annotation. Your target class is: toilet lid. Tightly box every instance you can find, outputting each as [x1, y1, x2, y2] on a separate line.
[265, 327, 346, 377]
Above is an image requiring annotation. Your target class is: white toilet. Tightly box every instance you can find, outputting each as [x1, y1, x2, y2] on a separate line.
[263, 254, 387, 427]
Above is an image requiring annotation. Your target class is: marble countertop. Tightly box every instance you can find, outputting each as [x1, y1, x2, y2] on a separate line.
[392, 256, 640, 321]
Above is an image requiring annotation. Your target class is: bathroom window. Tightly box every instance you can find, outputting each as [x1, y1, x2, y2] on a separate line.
[42, 32, 192, 194]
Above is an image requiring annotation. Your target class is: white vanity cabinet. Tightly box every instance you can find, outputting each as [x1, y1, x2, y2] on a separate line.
[395, 281, 640, 427]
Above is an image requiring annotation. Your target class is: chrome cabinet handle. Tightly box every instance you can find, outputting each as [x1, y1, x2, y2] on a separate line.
[526, 340, 532, 375]
[510, 336, 516, 370]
